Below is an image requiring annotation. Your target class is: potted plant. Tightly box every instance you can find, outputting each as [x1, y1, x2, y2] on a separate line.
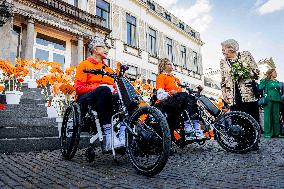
[36, 64, 76, 119]
[0, 60, 29, 104]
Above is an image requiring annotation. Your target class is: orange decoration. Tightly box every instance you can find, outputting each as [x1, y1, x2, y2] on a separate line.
[0, 85, 4, 92]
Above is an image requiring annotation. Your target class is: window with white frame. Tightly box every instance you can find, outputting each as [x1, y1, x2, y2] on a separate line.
[126, 13, 137, 47]
[34, 33, 66, 71]
[96, 0, 110, 28]
[165, 37, 173, 62]
[69, 0, 79, 7]
[181, 46, 186, 68]
[193, 51, 198, 72]
[81, 0, 88, 11]
[126, 65, 137, 79]
[148, 27, 157, 57]
[150, 72, 157, 87]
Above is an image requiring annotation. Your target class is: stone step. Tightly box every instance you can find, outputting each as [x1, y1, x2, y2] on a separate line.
[21, 89, 45, 100]
[0, 135, 90, 153]
[0, 117, 57, 127]
[6, 103, 46, 109]
[0, 108, 47, 118]
[0, 125, 58, 139]
[20, 98, 46, 105]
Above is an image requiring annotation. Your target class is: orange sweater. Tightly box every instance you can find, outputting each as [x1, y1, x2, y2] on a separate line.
[74, 58, 115, 96]
[156, 73, 182, 93]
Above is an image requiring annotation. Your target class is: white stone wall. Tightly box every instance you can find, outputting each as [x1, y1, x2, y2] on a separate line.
[105, 0, 204, 85]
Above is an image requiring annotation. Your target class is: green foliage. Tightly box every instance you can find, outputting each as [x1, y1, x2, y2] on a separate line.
[230, 62, 250, 81]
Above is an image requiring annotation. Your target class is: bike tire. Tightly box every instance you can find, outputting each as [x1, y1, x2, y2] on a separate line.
[214, 111, 260, 154]
[126, 106, 171, 176]
[60, 103, 81, 160]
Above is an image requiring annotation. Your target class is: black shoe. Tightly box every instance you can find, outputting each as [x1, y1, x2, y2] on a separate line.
[251, 144, 259, 151]
[85, 145, 96, 163]
[169, 148, 176, 156]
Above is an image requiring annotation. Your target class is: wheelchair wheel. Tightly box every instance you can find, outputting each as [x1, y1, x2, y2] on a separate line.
[126, 106, 171, 176]
[60, 103, 81, 160]
[214, 111, 260, 154]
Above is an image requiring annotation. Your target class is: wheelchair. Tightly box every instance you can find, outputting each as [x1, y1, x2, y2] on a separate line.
[60, 63, 171, 176]
[154, 85, 261, 154]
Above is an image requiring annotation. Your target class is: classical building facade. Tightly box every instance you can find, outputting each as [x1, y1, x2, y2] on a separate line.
[0, 0, 204, 87]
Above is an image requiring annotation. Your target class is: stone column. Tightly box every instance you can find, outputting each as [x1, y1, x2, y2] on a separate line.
[77, 36, 84, 65]
[24, 19, 35, 59]
[0, 18, 13, 60]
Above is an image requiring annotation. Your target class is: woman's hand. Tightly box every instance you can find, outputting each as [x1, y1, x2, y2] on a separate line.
[170, 90, 177, 95]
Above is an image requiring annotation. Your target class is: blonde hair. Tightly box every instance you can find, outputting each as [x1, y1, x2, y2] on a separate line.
[158, 58, 170, 74]
[265, 68, 276, 80]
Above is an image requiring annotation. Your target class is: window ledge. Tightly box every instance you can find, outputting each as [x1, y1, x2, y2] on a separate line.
[123, 43, 142, 58]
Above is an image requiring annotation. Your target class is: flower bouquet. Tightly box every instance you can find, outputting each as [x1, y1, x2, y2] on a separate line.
[0, 59, 30, 104]
[230, 61, 250, 81]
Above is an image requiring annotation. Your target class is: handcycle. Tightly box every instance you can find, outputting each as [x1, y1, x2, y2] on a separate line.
[60, 63, 171, 176]
[156, 85, 261, 154]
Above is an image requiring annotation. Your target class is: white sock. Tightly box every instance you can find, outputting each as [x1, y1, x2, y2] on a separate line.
[193, 120, 202, 134]
[103, 124, 111, 135]
[184, 120, 193, 133]
[119, 123, 126, 142]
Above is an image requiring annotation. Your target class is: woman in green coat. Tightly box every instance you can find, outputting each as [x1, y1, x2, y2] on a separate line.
[259, 69, 281, 138]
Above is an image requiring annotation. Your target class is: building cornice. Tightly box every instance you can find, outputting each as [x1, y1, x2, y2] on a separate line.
[14, 0, 110, 38]
[133, 0, 204, 46]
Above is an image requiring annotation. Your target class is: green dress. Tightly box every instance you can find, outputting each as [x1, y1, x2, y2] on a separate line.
[259, 79, 281, 138]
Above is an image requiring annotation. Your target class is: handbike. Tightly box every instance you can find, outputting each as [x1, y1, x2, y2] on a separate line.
[159, 85, 261, 154]
[60, 63, 171, 176]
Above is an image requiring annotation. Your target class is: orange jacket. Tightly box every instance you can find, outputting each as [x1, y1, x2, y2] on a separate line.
[74, 58, 115, 96]
[156, 73, 182, 93]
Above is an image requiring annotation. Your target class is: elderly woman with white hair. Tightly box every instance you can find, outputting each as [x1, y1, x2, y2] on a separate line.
[220, 39, 260, 150]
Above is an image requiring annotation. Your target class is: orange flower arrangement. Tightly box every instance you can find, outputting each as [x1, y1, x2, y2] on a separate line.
[0, 59, 30, 92]
[36, 64, 77, 117]
[0, 85, 4, 92]
[59, 84, 75, 95]
[50, 67, 63, 74]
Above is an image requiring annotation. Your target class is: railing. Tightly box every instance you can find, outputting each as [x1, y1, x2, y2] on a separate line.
[29, 0, 111, 33]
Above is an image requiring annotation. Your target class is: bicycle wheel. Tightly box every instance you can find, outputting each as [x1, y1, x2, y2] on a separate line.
[60, 103, 81, 160]
[214, 111, 260, 154]
[126, 106, 171, 176]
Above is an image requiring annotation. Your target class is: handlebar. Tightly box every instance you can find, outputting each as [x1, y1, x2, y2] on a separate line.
[83, 64, 130, 78]
[83, 68, 116, 78]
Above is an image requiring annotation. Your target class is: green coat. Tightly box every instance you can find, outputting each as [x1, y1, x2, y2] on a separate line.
[259, 79, 281, 137]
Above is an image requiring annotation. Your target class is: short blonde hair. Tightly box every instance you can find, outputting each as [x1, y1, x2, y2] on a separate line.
[221, 39, 239, 53]
[158, 58, 170, 74]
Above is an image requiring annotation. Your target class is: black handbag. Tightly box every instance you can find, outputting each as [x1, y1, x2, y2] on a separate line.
[258, 95, 268, 106]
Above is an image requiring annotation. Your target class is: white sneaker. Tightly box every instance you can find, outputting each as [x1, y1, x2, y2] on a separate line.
[185, 132, 195, 141]
[196, 132, 207, 140]
[104, 134, 111, 151]
[113, 135, 124, 148]
[119, 123, 126, 145]
[184, 120, 194, 134]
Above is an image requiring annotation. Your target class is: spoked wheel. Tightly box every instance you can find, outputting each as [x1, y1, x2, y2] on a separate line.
[60, 104, 81, 160]
[214, 111, 260, 154]
[126, 106, 171, 176]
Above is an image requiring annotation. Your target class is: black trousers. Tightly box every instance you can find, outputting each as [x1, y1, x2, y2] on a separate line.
[231, 101, 260, 148]
[78, 86, 113, 126]
[231, 101, 260, 123]
[155, 92, 196, 131]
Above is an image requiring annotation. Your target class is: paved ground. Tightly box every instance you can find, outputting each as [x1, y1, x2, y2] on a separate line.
[0, 137, 284, 189]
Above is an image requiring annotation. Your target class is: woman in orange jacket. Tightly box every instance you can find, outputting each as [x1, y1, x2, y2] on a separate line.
[75, 37, 124, 151]
[155, 58, 206, 140]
